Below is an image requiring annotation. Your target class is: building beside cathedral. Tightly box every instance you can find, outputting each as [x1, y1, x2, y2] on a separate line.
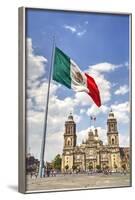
[61, 110, 130, 172]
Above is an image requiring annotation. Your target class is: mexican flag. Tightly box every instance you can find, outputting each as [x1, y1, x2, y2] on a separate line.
[53, 47, 101, 107]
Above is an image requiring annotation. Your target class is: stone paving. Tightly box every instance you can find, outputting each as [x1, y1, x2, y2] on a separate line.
[26, 173, 130, 192]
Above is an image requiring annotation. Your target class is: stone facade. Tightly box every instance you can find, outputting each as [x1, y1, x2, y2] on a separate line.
[61, 111, 130, 172]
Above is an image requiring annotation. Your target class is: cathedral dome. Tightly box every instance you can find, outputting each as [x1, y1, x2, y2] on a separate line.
[67, 112, 74, 121]
[108, 109, 115, 119]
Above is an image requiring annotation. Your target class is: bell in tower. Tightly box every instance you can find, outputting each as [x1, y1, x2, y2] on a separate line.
[107, 109, 119, 146]
[63, 113, 77, 149]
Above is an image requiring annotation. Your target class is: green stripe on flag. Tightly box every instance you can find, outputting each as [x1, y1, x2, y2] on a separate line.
[53, 47, 71, 88]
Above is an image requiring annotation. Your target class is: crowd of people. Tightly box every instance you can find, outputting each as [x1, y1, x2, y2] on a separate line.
[29, 167, 128, 179]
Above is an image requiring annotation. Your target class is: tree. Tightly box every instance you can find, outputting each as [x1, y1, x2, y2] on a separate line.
[52, 154, 62, 171]
[96, 165, 101, 170]
[88, 164, 93, 171]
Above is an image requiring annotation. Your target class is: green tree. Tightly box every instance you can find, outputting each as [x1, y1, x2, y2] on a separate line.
[88, 164, 93, 171]
[52, 154, 62, 171]
[96, 165, 101, 170]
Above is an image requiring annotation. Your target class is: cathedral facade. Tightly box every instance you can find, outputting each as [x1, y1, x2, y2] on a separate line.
[61, 110, 130, 172]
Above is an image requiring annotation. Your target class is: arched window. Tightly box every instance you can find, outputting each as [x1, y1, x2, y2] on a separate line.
[111, 124, 114, 131]
[71, 138, 72, 146]
[72, 126, 74, 133]
[108, 124, 111, 132]
[66, 126, 70, 134]
[70, 126, 73, 133]
[115, 136, 117, 144]
[112, 138, 115, 145]
[67, 140, 70, 146]
[109, 136, 111, 144]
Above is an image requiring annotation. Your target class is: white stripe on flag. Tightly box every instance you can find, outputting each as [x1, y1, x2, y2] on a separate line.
[70, 59, 89, 93]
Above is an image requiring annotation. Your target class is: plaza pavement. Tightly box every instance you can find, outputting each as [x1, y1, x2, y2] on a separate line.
[26, 173, 130, 192]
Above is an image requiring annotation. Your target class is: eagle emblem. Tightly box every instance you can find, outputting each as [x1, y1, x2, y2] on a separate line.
[73, 71, 84, 84]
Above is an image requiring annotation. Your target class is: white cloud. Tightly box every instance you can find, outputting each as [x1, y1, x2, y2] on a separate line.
[86, 63, 112, 104]
[63, 25, 77, 33]
[86, 100, 130, 123]
[27, 98, 33, 110]
[97, 127, 107, 144]
[27, 116, 64, 161]
[119, 134, 129, 147]
[88, 62, 122, 73]
[80, 108, 86, 114]
[86, 100, 130, 124]
[85, 62, 125, 107]
[45, 131, 63, 161]
[63, 24, 86, 37]
[87, 104, 109, 116]
[28, 81, 60, 111]
[74, 92, 92, 106]
[77, 30, 86, 37]
[27, 67, 81, 161]
[98, 126, 129, 147]
[77, 127, 90, 145]
[111, 101, 130, 123]
[27, 38, 47, 82]
[73, 63, 114, 106]
[114, 85, 129, 95]
[77, 126, 107, 145]
[27, 98, 81, 161]
[77, 125, 129, 148]
[124, 61, 129, 68]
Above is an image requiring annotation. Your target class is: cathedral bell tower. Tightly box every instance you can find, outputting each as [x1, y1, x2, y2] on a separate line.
[62, 113, 76, 172]
[107, 110, 119, 147]
[64, 113, 76, 149]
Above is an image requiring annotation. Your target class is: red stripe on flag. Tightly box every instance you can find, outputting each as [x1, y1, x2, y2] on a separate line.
[85, 73, 101, 107]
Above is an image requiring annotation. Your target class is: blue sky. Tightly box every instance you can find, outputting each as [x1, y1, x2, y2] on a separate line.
[26, 8, 130, 161]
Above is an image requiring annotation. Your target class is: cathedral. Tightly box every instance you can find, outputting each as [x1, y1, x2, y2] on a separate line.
[61, 110, 130, 172]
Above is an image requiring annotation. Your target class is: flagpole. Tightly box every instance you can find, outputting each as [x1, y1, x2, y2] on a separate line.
[39, 37, 56, 178]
